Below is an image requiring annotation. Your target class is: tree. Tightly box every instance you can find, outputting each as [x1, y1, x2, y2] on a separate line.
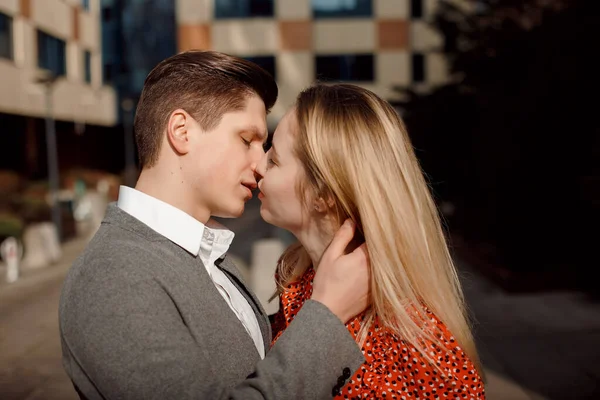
[395, 0, 599, 289]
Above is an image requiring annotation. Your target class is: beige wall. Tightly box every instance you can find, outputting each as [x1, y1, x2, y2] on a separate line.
[32, 0, 71, 39]
[174, 0, 447, 123]
[66, 41, 80, 81]
[11, 15, 27, 66]
[270, 51, 313, 125]
[176, 0, 212, 24]
[374, 0, 408, 18]
[79, 9, 99, 51]
[410, 20, 443, 51]
[426, 52, 448, 85]
[212, 20, 278, 55]
[313, 20, 375, 53]
[0, 0, 19, 15]
[276, 0, 310, 19]
[378, 51, 411, 87]
[0, 0, 116, 125]
[0, 59, 116, 125]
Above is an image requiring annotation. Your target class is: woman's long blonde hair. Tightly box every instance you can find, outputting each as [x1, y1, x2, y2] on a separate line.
[275, 83, 482, 374]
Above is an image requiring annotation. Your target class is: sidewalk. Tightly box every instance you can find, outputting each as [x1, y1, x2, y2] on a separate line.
[456, 257, 600, 400]
[0, 235, 90, 400]
[0, 236, 90, 302]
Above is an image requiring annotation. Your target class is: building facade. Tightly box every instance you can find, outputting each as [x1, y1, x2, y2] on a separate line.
[176, 0, 447, 124]
[0, 0, 115, 125]
[0, 0, 119, 178]
[101, 0, 176, 121]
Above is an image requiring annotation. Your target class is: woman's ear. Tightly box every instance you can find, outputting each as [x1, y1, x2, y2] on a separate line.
[313, 192, 336, 213]
[313, 197, 328, 213]
[325, 194, 336, 209]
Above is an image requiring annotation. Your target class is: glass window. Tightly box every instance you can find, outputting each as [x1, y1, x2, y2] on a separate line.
[37, 30, 67, 77]
[82, 0, 90, 12]
[103, 64, 113, 83]
[102, 6, 112, 21]
[315, 54, 374, 82]
[312, 0, 372, 19]
[84, 50, 92, 83]
[215, 0, 274, 18]
[0, 12, 13, 60]
[412, 53, 425, 83]
[132, 69, 148, 94]
[244, 56, 276, 80]
[411, 0, 423, 18]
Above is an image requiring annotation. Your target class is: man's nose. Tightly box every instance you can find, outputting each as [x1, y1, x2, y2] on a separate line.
[254, 153, 267, 181]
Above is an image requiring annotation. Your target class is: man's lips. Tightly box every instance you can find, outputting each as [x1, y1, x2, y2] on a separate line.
[241, 182, 256, 199]
[241, 185, 252, 198]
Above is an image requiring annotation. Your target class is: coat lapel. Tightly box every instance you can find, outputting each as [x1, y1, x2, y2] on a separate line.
[215, 255, 271, 352]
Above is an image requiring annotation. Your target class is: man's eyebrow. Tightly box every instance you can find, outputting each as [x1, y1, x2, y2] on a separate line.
[270, 143, 278, 156]
[244, 125, 268, 144]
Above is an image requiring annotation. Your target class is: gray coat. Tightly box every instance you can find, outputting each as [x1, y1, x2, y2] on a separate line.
[59, 204, 364, 399]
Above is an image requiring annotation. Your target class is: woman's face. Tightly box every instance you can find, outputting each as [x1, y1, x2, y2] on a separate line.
[256, 109, 309, 234]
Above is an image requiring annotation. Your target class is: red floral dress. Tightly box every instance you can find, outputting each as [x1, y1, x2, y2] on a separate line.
[271, 268, 486, 399]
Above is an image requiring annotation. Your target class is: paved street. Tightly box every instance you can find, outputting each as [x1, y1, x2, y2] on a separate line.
[0, 237, 87, 400]
[458, 258, 600, 400]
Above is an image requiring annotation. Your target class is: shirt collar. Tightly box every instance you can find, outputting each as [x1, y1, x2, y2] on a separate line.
[116, 185, 235, 257]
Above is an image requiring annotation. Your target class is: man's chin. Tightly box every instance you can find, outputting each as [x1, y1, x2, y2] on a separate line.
[213, 204, 245, 219]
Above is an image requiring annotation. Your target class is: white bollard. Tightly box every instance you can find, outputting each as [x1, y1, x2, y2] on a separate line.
[21, 223, 48, 269]
[21, 222, 62, 269]
[250, 238, 285, 315]
[1, 237, 21, 283]
[40, 222, 61, 263]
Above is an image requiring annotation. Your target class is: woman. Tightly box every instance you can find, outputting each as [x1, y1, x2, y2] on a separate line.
[256, 83, 485, 399]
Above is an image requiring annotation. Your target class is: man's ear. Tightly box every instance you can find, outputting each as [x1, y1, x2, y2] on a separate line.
[166, 109, 192, 155]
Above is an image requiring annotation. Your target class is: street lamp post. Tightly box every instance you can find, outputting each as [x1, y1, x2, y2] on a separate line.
[36, 71, 62, 241]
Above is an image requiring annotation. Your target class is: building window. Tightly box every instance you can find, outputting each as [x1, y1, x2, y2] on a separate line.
[132, 69, 148, 94]
[103, 64, 113, 83]
[102, 6, 112, 21]
[315, 54, 374, 82]
[412, 53, 425, 83]
[312, 0, 372, 18]
[82, 0, 90, 12]
[37, 30, 67, 76]
[215, 0, 274, 18]
[244, 56, 276, 80]
[0, 12, 13, 60]
[411, 0, 423, 18]
[84, 50, 92, 83]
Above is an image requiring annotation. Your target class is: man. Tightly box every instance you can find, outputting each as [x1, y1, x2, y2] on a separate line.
[59, 50, 369, 399]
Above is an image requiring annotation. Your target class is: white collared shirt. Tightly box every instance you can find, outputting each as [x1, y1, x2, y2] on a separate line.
[117, 186, 265, 359]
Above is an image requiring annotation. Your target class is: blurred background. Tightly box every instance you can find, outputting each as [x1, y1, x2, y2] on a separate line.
[0, 0, 598, 399]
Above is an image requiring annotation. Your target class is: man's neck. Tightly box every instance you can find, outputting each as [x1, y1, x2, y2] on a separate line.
[135, 167, 210, 224]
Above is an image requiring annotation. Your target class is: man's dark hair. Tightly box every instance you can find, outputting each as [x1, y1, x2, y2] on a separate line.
[134, 50, 278, 168]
